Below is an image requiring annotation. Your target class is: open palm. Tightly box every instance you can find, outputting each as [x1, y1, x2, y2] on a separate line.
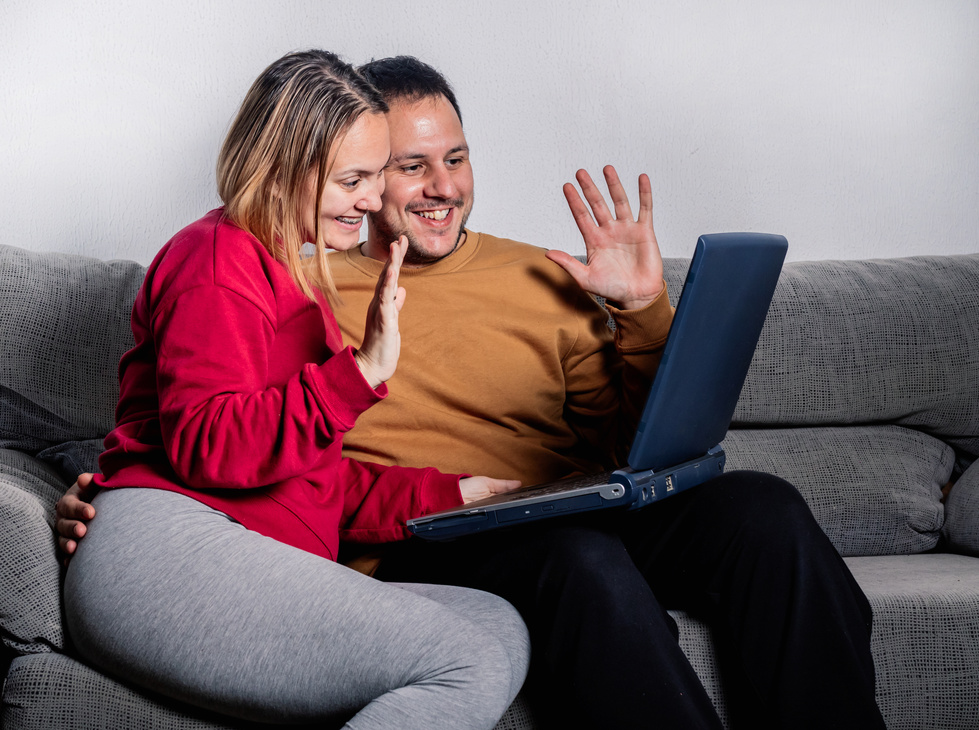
[546, 166, 664, 310]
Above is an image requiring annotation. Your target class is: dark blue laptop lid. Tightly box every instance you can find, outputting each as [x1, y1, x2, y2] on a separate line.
[628, 232, 787, 471]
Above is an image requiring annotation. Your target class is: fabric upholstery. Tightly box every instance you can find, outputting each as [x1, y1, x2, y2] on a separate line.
[845, 554, 979, 730]
[664, 254, 979, 459]
[673, 613, 729, 724]
[0, 245, 143, 481]
[0, 449, 67, 656]
[943, 459, 979, 557]
[2, 651, 537, 730]
[723, 426, 953, 556]
[2, 653, 270, 730]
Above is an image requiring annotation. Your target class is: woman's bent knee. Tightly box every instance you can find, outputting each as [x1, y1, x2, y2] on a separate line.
[398, 584, 529, 724]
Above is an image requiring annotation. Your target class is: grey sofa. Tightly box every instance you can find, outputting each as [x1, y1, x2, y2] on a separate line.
[2, 242, 978, 729]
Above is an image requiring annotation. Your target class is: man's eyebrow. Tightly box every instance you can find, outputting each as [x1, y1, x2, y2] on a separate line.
[388, 152, 426, 165]
[388, 145, 469, 165]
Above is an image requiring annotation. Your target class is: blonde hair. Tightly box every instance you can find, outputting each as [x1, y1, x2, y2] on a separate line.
[217, 50, 387, 301]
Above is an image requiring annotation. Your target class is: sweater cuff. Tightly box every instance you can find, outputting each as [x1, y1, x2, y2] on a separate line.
[307, 346, 387, 431]
[416, 470, 467, 517]
[606, 281, 673, 351]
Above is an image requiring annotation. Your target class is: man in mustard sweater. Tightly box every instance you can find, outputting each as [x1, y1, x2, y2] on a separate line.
[59, 56, 885, 730]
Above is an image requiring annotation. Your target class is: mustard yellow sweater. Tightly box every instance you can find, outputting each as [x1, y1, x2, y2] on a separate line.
[329, 230, 674, 486]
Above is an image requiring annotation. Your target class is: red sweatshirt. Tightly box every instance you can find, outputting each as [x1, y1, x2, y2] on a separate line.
[96, 209, 463, 560]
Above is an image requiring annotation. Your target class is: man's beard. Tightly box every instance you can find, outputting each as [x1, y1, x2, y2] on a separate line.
[370, 198, 472, 266]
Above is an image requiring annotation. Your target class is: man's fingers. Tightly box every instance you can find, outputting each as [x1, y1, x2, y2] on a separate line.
[575, 169, 613, 226]
[57, 493, 95, 522]
[545, 249, 591, 290]
[636, 173, 654, 226]
[563, 182, 596, 233]
[76, 472, 96, 489]
[56, 515, 87, 539]
[602, 165, 634, 221]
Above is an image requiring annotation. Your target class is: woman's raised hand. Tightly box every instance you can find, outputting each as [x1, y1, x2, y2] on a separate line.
[355, 237, 409, 388]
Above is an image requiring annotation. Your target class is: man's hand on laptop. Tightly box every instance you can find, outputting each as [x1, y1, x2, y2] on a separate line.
[460, 476, 522, 504]
[55, 472, 98, 565]
[546, 165, 665, 311]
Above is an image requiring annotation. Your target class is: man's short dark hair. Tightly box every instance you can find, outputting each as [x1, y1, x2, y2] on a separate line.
[358, 56, 462, 124]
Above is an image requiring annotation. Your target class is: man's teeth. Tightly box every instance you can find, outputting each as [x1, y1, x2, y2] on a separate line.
[417, 209, 449, 221]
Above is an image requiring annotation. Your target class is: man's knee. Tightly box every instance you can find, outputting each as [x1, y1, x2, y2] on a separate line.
[700, 471, 825, 549]
[711, 469, 808, 514]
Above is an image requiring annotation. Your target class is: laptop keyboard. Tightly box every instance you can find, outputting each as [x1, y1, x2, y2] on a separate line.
[495, 470, 614, 503]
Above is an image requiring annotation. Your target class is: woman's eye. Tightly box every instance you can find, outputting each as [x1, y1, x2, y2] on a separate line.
[342, 179, 360, 190]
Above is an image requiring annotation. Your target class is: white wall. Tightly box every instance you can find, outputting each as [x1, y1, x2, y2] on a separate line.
[2, 0, 976, 264]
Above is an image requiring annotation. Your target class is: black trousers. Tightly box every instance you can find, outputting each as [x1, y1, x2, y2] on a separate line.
[376, 471, 886, 730]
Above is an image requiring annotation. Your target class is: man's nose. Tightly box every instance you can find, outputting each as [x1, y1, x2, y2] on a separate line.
[426, 164, 457, 200]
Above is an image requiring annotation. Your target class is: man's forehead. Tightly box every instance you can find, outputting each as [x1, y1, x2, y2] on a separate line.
[386, 96, 467, 159]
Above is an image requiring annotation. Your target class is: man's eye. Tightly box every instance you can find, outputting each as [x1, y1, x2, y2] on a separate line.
[402, 164, 422, 174]
[445, 158, 463, 168]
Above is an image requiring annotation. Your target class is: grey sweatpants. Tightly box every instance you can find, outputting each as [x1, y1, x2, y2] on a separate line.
[64, 488, 530, 729]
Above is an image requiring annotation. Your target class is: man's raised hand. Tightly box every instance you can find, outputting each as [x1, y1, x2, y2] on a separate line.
[546, 165, 665, 310]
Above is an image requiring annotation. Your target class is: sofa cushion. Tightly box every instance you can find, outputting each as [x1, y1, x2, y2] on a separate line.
[844, 554, 979, 730]
[2, 653, 266, 729]
[0, 245, 144, 479]
[665, 255, 979, 459]
[0, 449, 66, 655]
[2, 652, 539, 730]
[943, 459, 979, 557]
[722, 425, 953, 556]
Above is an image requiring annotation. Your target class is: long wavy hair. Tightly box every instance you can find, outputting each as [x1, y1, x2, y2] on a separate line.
[217, 50, 387, 301]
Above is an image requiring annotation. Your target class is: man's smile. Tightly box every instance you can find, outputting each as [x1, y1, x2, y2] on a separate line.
[415, 209, 450, 221]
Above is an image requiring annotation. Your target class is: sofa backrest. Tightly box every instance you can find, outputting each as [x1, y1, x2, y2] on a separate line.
[0, 245, 145, 479]
[665, 254, 979, 460]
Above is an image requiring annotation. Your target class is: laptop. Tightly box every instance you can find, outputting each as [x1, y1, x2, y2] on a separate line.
[407, 232, 788, 540]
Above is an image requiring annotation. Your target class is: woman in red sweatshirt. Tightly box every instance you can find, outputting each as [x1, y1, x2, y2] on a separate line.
[63, 49, 528, 730]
